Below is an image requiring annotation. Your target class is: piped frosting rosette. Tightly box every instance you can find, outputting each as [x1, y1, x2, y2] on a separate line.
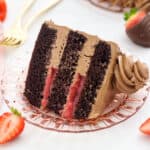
[113, 53, 149, 94]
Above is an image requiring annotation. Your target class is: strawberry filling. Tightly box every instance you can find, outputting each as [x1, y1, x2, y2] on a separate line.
[62, 74, 85, 119]
[41, 67, 57, 109]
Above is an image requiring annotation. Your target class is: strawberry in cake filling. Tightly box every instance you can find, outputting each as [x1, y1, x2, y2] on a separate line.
[41, 67, 57, 109]
[62, 74, 86, 119]
[41, 69, 86, 120]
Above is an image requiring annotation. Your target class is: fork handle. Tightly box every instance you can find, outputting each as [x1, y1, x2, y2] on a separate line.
[23, 0, 62, 31]
[13, 0, 36, 26]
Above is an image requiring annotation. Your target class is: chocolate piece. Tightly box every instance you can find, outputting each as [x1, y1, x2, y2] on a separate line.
[126, 13, 150, 47]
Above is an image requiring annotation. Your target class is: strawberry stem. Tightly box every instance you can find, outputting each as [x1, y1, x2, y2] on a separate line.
[124, 8, 138, 21]
[10, 107, 22, 116]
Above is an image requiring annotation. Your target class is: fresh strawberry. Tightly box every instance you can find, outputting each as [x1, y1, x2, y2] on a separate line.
[0, 0, 7, 22]
[139, 118, 150, 135]
[0, 107, 25, 144]
[124, 8, 146, 30]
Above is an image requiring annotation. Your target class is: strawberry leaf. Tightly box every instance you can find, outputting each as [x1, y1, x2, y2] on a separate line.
[124, 8, 138, 21]
[10, 107, 22, 116]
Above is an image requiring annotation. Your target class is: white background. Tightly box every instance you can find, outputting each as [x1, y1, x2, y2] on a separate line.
[1, 0, 150, 149]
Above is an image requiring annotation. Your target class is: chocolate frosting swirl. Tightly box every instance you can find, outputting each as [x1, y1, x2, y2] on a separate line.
[113, 54, 149, 94]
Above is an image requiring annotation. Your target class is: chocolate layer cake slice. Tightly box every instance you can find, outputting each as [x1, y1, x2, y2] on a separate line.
[24, 21, 149, 120]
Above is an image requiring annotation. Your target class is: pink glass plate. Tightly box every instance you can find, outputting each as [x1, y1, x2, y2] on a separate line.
[1, 65, 150, 133]
[88, 0, 128, 12]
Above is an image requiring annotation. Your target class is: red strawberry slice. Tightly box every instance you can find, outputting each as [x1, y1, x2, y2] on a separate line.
[0, 108, 25, 144]
[139, 118, 150, 135]
[125, 11, 146, 30]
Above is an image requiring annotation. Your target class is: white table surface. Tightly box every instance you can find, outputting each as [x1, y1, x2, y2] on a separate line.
[1, 0, 150, 150]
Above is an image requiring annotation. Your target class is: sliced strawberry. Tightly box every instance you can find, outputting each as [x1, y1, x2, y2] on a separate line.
[124, 8, 146, 30]
[0, 108, 25, 144]
[139, 118, 150, 135]
[0, 0, 7, 22]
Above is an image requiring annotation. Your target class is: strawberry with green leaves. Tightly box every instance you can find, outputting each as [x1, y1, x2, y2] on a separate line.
[124, 8, 150, 47]
[124, 8, 146, 30]
[0, 107, 25, 144]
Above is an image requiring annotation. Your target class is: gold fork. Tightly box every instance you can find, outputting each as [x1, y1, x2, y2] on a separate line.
[0, 0, 36, 46]
[0, 0, 62, 47]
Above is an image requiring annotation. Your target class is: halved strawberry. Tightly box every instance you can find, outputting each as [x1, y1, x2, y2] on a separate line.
[124, 8, 146, 30]
[139, 118, 150, 135]
[0, 107, 25, 144]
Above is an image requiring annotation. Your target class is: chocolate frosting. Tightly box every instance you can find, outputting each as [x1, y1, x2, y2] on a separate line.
[113, 54, 149, 94]
[126, 13, 150, 47]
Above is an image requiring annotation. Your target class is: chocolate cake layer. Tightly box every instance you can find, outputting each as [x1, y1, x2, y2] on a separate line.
[62, 33, 99, 119]
[47, 31, 87, 114]
[89, 42, 119, 118]
[46, 22, 70, 68]
[74, 41, 111, 119]
[40, 22, 70, 109]
[24, 23, 57, 107]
